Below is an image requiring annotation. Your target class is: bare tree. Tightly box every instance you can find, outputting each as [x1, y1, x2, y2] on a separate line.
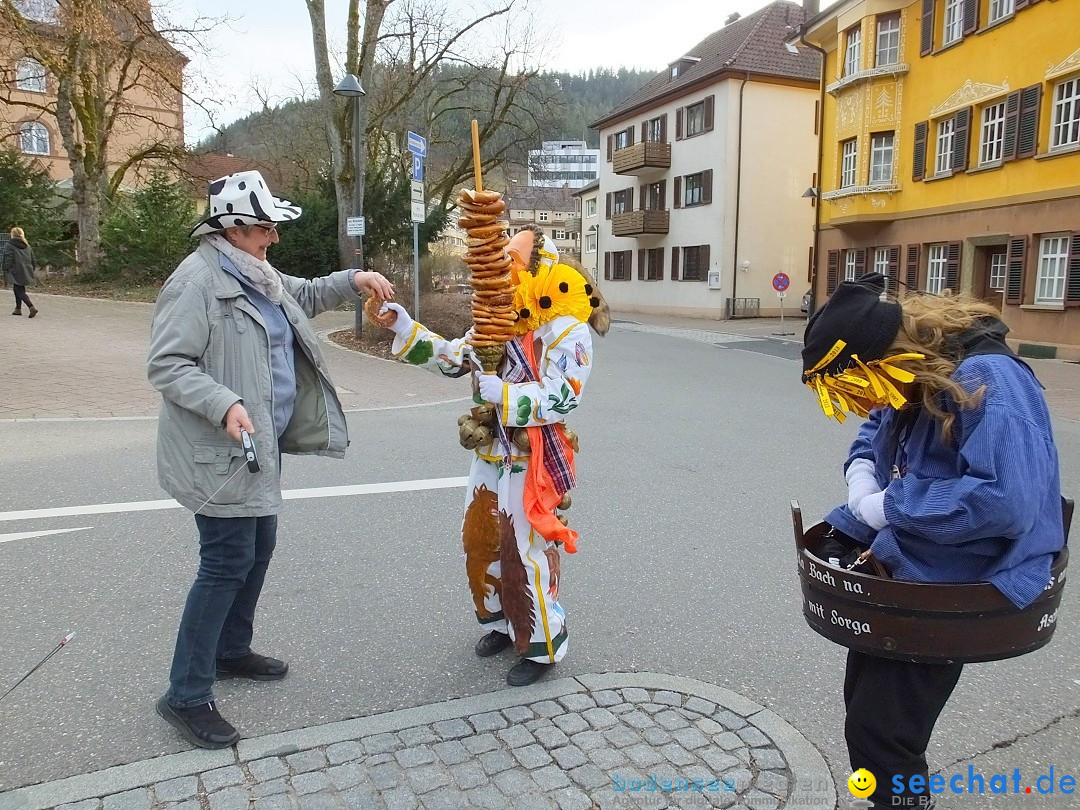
[303, 0, 557, 271]
[0, 0, 218, 273]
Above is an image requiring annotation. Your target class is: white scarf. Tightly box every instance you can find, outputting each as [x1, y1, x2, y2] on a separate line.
[205, 233, 284, 303]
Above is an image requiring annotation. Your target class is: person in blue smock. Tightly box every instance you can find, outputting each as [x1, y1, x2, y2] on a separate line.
[800, 275, 1064, 810]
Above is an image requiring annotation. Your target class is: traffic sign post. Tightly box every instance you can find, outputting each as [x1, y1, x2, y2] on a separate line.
[772, 272, 794, 336]
[407, 132, 427, 321]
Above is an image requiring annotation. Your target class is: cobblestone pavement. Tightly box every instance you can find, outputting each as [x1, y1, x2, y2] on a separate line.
[0, 675, 835, 810]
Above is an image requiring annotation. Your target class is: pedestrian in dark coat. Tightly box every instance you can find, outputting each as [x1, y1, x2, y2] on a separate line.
[2, 227, 39, 317]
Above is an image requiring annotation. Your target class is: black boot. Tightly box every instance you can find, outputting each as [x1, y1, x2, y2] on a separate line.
[156, 696, 240, 749]
[216, 651, 289, 681]
[507, 658, 552, 686]
[28, 307, 37, 318]
[475, 631, 512, 658]
[11, 308, 21, 315]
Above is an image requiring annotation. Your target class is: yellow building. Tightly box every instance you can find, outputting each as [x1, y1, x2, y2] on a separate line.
[797, 0, 1080, 358]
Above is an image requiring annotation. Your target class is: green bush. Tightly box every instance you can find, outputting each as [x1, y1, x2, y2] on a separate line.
[0, 147, 70, 268]
[97, 170, 196, 285]
[271, 185, 339, 279]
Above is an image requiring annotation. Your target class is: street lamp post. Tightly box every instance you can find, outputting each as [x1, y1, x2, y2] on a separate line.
[333, 73, 366, 337]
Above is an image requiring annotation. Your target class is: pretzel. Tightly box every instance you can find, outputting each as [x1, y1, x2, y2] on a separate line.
[460, 188, 502, 205]
[363, 296, 396, 328]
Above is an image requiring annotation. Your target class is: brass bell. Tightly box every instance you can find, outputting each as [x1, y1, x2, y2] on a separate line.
[557, 514, 569, 527]
[512, 430, 531, 452]
[563, 428, 580, 453]
[558, 493, 572, 510]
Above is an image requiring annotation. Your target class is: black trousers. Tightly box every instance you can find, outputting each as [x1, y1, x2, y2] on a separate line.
[845, 650, 963, 809]
[13, 285, 34, 309]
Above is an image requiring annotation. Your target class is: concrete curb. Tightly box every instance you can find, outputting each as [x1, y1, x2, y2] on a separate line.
[1, 672, 836, 810]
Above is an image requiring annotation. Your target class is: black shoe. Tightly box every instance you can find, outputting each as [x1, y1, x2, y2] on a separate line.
[11, 309, 21, 316]
[507, 658, 552, 686]
[28, 307, 37, 318]
[156, 696, 240, 749]
[216, 652, 289, 681]
[474, 631, 512, 658]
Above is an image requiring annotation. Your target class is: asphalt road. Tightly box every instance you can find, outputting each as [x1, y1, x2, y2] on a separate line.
[1, 323, 1077, 796]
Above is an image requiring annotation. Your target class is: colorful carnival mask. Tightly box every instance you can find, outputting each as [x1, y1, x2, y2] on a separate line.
[513, 262, 594, 334]
[800, 277, 924, 423]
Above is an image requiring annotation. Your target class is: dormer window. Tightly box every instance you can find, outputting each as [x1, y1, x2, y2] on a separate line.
[668, 56, 700, 82]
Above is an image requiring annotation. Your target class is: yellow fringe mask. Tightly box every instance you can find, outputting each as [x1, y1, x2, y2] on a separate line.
[803, 339, 925, 423]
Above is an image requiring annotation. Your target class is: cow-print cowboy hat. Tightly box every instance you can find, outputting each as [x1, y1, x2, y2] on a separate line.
[190, 171, 302, 237]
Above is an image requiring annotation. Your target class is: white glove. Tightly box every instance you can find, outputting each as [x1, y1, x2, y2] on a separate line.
[856, 490, 889, 531]
[846, 458, 880, 515]
[474, 371, 505, 405]
[380, 302, 414, 337]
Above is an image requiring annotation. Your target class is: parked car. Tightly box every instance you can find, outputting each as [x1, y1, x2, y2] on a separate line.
[801, 290, 811, 314]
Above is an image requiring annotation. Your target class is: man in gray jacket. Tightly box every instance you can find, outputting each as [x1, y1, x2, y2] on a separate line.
[148, 171, 393, 749]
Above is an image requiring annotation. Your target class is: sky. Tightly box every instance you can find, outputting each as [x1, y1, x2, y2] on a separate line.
[166, 0, 779, 143]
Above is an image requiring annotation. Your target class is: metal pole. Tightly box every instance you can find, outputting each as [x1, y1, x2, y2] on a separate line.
[413, 222, 420, 321]
[353, 95, 364, 337]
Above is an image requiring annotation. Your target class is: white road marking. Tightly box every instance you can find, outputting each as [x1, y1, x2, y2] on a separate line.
[0, 477, 469, 523]
[0, 527, 93, 544]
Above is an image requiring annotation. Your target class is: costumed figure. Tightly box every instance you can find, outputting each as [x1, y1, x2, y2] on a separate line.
[374, 218, 608, 687]
[799, 274, 1064, 809]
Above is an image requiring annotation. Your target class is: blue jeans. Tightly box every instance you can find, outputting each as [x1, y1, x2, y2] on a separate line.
[166, 514, 278, 708]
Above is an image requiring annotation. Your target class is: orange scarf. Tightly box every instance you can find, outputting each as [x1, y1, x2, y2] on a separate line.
[520, 333, 579, 553]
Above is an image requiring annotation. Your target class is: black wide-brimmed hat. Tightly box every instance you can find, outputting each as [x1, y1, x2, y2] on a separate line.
[801, 274, 922, 421]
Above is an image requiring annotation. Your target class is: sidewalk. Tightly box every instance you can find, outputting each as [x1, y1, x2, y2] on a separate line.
[0, 674, 835, 810]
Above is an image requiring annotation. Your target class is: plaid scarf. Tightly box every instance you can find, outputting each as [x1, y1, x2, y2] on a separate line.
[503, 337, 576, 493]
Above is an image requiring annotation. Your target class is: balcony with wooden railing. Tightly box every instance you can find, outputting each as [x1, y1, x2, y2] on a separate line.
[611, 209, 670, 237]
[613, 141, 671, 175]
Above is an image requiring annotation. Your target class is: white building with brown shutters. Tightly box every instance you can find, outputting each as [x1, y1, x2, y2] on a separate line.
[591, 1, 821, 318]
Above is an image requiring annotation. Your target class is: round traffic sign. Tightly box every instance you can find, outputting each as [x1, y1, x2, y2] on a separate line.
[772, 272, 790, 292]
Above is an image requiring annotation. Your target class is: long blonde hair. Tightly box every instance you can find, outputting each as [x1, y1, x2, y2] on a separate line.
[890, 292, 1003, 443]
[10, 227, 28, 246]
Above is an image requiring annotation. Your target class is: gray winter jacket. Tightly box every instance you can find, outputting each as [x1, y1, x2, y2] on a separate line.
[1, 239, 37, 286]
[147, 241, 358, 517]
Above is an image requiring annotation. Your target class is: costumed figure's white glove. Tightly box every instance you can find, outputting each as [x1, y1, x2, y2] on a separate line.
[846, 458, 880, 514]
[855, 490, 889, 531]
[380, 302, 414, 337]
[474, 370, 505, 406]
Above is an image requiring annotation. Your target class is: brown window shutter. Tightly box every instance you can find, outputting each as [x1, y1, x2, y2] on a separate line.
[826, 250, 840, 295]
[920, 0, 934, 56]
[641, 122, 647, 142]
[674, 176, 682, 208]
[657, 248, 665, 279]
[676, 108, 684, 140]
[887, 245, 901, 285]
[1002, 90, 1022, 161]
[640, 184, 647, 210]
[604, 252, 611, 281]
[963, 0, 979, 35]
[702, 169, 713, 205]
[671, 247, 680, 280]
[953, 108, 971, 172]
[945, 241, 962, 291]
[626, 126, 635, 147]
[660, 113, 668, 143]
[854, 248, 866, 277]
[905, 244, 921, 291]
[638, 249, 645, 280]
[606, 134, 613, 162]
[704, 95, 715, 132]
[605, 192, 612, 219]
[1067, 233, 1080, 307]
[913, 121, 928, 181]
[1017, 84, 1042, 158]
[702, 244, 711, 278]
[660, 180, 667, 210]
[1005, 236, 1027, 304]
[627, 187, 634, 211]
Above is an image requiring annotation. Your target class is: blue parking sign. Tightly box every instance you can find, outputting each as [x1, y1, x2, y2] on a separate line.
[412, 154, 424, 182]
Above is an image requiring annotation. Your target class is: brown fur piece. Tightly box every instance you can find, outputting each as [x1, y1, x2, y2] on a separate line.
[544, 545, 561, 600]
[462, 485, 501, 619]
[499, 511, 535, 654]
